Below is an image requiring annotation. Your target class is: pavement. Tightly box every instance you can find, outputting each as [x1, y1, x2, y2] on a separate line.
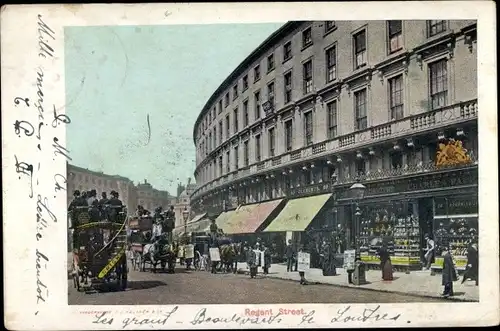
[68, 264, 448, 305]
[234, 263, 479, 302]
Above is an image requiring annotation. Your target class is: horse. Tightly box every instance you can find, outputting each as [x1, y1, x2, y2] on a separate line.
[141, 242, 170, 273]
[219, 243, 241, 273]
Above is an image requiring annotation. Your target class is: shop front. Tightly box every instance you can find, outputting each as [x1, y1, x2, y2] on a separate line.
[217, 199, 286, 246]
[263, 193, 334, 266]
[432, 195, 478, 270]
[335, 165, 478, 271]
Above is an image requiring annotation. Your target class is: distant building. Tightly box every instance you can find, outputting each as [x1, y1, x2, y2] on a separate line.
[67, 165, 173, 214]
[67, 164, 137, 211]
[174, 178, 198, 228]
[135, 179, 173, 212]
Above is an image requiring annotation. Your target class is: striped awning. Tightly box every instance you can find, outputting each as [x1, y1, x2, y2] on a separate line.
[219, 199, 284, 234]
[263, 193, 332, 232]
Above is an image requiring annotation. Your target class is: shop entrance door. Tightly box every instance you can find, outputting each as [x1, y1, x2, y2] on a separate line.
[418, 197, 434, 261]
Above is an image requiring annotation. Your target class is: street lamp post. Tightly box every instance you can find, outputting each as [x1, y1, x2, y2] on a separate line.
[182, 206, 189, 240]
[349, 179, 366, 259]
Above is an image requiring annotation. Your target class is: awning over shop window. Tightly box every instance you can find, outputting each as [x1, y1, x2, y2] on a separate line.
[215, 210, 235, 232]
[221, 199, 284, 234]
[263, 193, 332, 232]
[188, 217, 212, 233]
[187, 213, 207, 225]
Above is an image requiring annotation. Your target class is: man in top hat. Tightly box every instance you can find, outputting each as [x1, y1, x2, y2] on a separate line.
[108, 191, 123, 206]
[68, 190, 85, 211]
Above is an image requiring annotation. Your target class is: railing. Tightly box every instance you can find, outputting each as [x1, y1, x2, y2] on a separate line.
[191, 99, 478, 200]
[335, 159, 478, 186]
[272, 156, 282, 166]
[290, 150, 301, 161]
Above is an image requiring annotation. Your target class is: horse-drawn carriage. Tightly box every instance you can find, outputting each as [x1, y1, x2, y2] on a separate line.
[128, 215, 178, 273]
[70, 205, 128, 292]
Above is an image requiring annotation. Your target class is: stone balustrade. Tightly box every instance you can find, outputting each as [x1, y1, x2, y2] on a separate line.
[191, 99, 478, 201]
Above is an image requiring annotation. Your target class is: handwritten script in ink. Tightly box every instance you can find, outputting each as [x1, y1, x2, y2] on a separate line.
[330, 305, 402, 324]
[91, 307, 179, 329]
[12, 14, 71, 316]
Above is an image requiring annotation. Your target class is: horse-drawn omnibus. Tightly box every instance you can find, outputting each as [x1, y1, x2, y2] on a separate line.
[70, 205, 128, 292]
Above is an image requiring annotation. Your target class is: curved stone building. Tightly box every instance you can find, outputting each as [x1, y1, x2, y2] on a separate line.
[190, 21, 478, 269]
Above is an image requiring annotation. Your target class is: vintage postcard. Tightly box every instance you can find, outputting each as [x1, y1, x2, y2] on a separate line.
[1, 2, 499, 329]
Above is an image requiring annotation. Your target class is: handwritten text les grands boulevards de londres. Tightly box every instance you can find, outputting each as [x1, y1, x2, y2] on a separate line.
[12, 14, 71, 316]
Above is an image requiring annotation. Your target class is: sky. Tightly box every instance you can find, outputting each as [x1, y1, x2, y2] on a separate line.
[65, 23, 285, 195]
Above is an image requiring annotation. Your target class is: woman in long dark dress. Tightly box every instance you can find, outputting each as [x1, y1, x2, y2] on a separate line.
[441, 245, 458, 297]
[378, 242, 393, 281]
[461, 243, 478, 286]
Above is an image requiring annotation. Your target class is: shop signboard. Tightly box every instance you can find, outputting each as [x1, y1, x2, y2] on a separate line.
[297, 252, 310, 272]
[288, 182, 332, 199]
[336, 167, 477, 200]
[184, 244, 194, 259]
[209, 248, 221, 262]
[434, 197, 478, 216]
[343, 249, 356, 271]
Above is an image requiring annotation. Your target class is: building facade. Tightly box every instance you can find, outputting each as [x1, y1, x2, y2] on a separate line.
[136, 179, 174, 213]
[67, 165, 174, 213]
[190, 20, 478, 269]
[67, 163, 137, 211]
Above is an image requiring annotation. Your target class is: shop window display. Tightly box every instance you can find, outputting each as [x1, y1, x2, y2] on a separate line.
[358, 202, 421, 270]
[432, 217, 478, 269]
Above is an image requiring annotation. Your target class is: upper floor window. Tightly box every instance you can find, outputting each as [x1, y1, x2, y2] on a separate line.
[219, 155, 223, 176]
[254, 64, 261, 82]
[302, 27, 313, 48]
[242, 75, 249, 90]
[234, 146, 239, 170]
[390, 151, 403, 169]
[233, 108, 239, 133]
[218, 100, 222, 114]
[325, 21, 336, 33]
[268, 127, 276, 157]
[353, 29, 367, 69]
[327, 100, 338, 139]
[225, 115, 230, 138]
[427, 20, 447, 37]
[243, 100, 249, 127]
[326, 46, 337, 82]
[267, 81, 275, 106]
[389, 74, 404, 120]
[303, 60, 313, 94]
[224, 93, 230, 107]
[304, 111, 313, 145]
[212, 107, 216, 121]
[267, 53, 275, 72]
[226, 151, 230, 173]
[284, 71, 292, 104]
[355, 158, 366, 177]
[233, 84, 238, 100]
[429, 59, 448, 110]
[213, 126, 217, 147]
[388, 20, 403, 53]
[219, 121, 223, 142]
[354, 89, 368, 130]
[255, 134, 261, 162]
[208, 132, 212, 151]
[243, 140, 249, 167]
[254, 91, 261, 120]
[285, 120, 293, 151]
[283, 41, 292, 61]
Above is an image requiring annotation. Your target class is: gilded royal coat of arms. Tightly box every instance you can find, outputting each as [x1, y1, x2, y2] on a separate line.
[435, 139, 473, 167]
